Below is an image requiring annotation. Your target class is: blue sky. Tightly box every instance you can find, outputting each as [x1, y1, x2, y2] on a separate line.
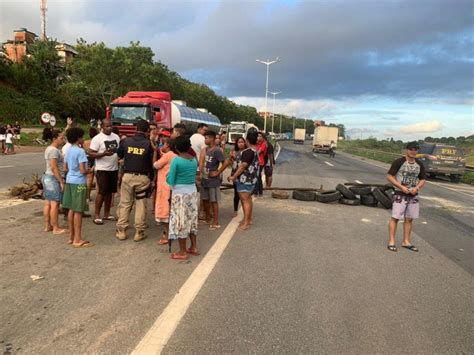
[1, 0, 472, 139]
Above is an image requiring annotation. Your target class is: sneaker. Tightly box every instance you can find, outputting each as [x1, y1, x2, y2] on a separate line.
[116, 229, 127, 240]
[133, 231, 147, 242]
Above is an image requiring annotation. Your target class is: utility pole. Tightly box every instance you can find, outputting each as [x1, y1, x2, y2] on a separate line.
[40, 0, 47, 40]
[292, 116, 296, 133]
[256, 57, 280, 132]
[268, 91, 281, 133]
[279, 114, 283, 134]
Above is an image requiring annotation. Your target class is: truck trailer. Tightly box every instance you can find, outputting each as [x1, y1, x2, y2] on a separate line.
[227, 121, 258, 144]
[293, 128, 306, 144]
[106, 91, 221, 136]
[312, 126, 339, 153]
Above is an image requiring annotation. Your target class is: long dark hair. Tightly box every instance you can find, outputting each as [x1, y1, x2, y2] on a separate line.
[234, 136, 247, 152]
[43, 127, 62, 141]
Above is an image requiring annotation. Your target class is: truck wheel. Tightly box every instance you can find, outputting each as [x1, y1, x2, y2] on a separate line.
[336, 184, 356, 199]
[349, 185, 372, 196]
[450, 175, 461, 183]
[372, 188, 392, 209]
[360, 194, 378, 207]
[314, 190, 341, 203]
[272, 191, 289, 199]
[292, 190, 316, 201]
[339, 197, 361, 206]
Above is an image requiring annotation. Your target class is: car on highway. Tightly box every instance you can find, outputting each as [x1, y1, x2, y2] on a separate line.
[417, 143, 466, 182]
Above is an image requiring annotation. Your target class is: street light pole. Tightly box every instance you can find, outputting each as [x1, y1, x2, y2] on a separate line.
[268, 91, 281, 133]
[256, 57, 280, 132]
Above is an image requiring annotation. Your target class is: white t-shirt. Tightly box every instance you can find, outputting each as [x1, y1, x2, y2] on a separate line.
[62, 142, 71, 159]
[190, 133, 206, 161]
[90, 132, 120, 171]
[6, 133, 13, 144]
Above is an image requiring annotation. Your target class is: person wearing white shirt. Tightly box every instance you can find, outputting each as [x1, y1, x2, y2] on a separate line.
[190, 123, 208, 166]
[88, 120, 120, 224]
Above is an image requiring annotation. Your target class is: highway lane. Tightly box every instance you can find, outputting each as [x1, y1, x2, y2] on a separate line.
[276, 141, 474, 274]
[163, 141, 472, 353]
[0, 152, 44, 190]
[1, 141, 472, 353]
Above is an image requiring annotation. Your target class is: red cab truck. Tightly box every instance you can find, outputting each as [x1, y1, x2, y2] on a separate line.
[106, 91, 221, 136]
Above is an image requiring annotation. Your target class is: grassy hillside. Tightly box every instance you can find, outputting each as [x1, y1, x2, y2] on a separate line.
[0, 83, 46, 124]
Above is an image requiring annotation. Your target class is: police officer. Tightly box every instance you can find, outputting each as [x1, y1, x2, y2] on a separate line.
[116, 119, 154, 241]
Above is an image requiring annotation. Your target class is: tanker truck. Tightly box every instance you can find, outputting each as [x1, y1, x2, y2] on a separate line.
[106, 91, 222, 136]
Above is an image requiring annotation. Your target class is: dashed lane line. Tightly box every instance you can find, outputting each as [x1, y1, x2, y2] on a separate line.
[0, 165, 14, 169]
[131, 217, 241, 354]
[324, 161, 334, 167]
[355, 180, 363, 184]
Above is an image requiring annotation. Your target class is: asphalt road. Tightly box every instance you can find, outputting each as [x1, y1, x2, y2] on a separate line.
[0, 152, 44, 189]
[0, 141, 472, 354]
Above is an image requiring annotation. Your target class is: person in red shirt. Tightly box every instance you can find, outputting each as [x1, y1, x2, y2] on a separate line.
[253, 131, 268, 196]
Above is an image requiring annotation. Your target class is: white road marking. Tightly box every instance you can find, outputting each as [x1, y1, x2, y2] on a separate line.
[355, 180, 363, 184]
[312, 153, 318, 158]
[0, 165, 14, 169]
[275, 142, 281, 161]
[324, 161, 334, 167]
[132, 217, 241, 355]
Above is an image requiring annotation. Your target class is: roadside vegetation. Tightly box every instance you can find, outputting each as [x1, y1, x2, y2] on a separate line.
[0, 39, 319, 134]
[338, 137, 474, 185]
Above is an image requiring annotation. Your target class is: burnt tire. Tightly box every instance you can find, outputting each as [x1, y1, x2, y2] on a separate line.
[360, 193, 378, 207]
[336, 184, 356, 199]
[272, 191, 289, 199]
[314, 190, 341, 203]
[292, 190, 316, 201]
[339, 197, 361, 206]
[349, 185, 372, 196]
[384, 188, 395, 200]
[372, 187, 392, 209]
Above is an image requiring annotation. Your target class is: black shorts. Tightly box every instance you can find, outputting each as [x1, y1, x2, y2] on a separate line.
[95, 170, 118, 195]
[264, 165, 273, 177]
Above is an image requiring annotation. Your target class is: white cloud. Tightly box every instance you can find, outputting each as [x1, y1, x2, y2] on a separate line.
[230, 96, 337, 119]
[385, 120, 443, 136]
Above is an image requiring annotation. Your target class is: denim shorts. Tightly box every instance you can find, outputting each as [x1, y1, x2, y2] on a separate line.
[235, 181, 255, 193]
[42, 174, 62, 202]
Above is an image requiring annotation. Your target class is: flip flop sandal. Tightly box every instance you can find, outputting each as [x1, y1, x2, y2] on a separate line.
[103, 216, 117, 221]
[93, 218, 104, 225]
[170, 252, 189, 260]
[186, 248, 200, 256]
[157, 239, 169, 245]
[208, 224, 221, 231]
[402, 245, 419, 252]
[73, 241, 95, 248]
[53, 229, 68, 235]
[387, 245, 397, 252]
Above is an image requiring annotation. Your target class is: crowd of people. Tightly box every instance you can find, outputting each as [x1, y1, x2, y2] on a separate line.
[0, 122, 21, 154]
[41, 119, 275, 260]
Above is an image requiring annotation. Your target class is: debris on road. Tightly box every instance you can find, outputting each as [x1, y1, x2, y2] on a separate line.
[30, 275, 44, 281]
[9, 174, 43, 200]
[271, 191, 289, 199]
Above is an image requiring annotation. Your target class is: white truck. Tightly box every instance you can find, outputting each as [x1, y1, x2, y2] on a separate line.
[293, 128, 306, 144]
[227, 121, 258, 144]
[312, 126, 339, 153]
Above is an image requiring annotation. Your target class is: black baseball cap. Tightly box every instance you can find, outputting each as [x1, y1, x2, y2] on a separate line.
[406, 141, 420, 150]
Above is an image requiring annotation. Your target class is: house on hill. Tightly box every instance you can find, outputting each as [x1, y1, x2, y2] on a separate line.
[2, 28, 77, 64]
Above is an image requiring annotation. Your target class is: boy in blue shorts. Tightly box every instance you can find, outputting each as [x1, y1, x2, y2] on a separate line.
[63, 127, 94, 248]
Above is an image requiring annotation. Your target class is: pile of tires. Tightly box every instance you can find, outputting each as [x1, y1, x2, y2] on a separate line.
[290, 183, 395, 210]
